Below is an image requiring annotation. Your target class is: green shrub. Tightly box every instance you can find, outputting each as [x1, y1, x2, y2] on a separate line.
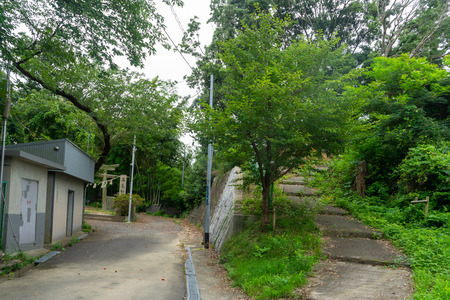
[51, 243, 63, 251]
[399, 145, 450, 200]
[112, 194, 145, 216]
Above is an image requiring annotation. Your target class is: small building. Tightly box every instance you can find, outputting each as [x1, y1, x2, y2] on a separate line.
[1, 139, 94, 253]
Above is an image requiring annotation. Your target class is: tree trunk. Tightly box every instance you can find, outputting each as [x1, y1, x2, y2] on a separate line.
[261, 182, 270, 232]
[354, 160, 367, 197]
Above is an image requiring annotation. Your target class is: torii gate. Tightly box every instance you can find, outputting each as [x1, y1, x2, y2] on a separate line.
[100, 164, 123, 209]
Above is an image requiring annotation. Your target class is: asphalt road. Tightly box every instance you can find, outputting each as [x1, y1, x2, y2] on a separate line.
[0, 215, 186, 300]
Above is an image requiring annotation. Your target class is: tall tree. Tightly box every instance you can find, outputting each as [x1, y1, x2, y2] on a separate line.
[195, 11, 358, 231]
[0, 0, 182, 171]
[376, 0, 449, 62]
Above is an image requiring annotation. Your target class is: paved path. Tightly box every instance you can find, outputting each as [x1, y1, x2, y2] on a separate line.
[279, 172, 412, 300]
[0, 215, 185, 300]
[1, 214, 247, 300]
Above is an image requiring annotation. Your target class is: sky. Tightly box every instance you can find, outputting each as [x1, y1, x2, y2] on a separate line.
[124, 1, 214, 99]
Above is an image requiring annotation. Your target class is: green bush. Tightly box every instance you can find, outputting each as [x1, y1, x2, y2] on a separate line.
[112, 194, 145, 216]
[398, 144, 450, 193]
[146, 210, 169, 217]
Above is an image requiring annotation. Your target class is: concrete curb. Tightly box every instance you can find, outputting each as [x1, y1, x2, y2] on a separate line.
[185, 247, 201, 300]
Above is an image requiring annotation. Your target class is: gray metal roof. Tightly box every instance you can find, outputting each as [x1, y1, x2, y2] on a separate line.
[6, 139, 94, 183]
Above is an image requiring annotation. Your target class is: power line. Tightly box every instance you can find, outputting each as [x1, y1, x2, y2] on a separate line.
[162, 27, 194, 71]
[151, 9, 194, 71]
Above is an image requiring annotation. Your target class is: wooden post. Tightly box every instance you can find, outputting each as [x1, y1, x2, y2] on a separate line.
[411, 196, 430, 220]
[273, 206, 276, 230]
[102, 173, 107, 209]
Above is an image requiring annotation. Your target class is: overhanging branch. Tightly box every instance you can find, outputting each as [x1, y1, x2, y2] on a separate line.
[13, 61, 111, 172]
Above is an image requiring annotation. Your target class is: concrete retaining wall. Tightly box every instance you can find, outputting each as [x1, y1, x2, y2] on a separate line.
[187, 167, 256, 252]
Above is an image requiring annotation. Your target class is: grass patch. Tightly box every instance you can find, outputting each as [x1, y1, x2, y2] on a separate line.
[146, 210, 170, 217]
[51, 243, 64, 251]
[0, 251, 35, 277]
[220, 192, 321, 299]
[82, 221, 92, 233]
[69, 237, 79, 247]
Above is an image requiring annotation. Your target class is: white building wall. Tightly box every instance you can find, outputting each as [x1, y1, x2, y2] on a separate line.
[7, 159, 48, 215]
[3, 158, 48, 252]
[52, 173, 84, 242]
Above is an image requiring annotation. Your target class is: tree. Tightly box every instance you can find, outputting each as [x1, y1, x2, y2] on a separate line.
[342, 54, 449, 199]
[195, 11, 358, 231]
[208, 0, 378, 54]
[376, 0, 449, 62]
[186, 0, 374, 110]
[0, 0, 182, 171]
[9, 89, 97, 150]
[187, 0, 448, 106]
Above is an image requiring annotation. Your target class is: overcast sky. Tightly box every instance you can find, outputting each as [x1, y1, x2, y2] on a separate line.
[131, 1, 214, 98]
[153, 1, 215, 146]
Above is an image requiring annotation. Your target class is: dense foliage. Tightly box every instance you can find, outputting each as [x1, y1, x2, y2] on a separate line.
[342, 55, 449, 208]
[184, 0, 449, 218]
[312, 55, 449, 298]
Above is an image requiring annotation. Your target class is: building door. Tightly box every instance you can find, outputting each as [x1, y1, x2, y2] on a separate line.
[20, 179, 38, 245]
[66, 190, 74, 236]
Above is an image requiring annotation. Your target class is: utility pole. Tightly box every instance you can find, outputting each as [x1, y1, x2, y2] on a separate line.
[204, 74, 213, 248]
[0, 63, 12, 241]
[127, 135, 136, 222]
[182, 146, 186, 187]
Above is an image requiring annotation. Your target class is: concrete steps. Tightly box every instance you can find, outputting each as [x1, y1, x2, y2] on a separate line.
[278, 172, 412, 299]
[323, 237, 406, 266]
[280, 174, 400, 266]
[84, 213, 124, 222]
[307, 261, 412, 300]
[316, 215, 382, 239]
[279, 182, 317, 197]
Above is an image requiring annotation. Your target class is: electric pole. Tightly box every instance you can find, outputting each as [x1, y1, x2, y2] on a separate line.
[204, 74, 213, 248]
[127, 135, 136, 222]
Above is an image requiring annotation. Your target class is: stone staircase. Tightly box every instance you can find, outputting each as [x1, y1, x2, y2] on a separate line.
[278, 171, 412, 299]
